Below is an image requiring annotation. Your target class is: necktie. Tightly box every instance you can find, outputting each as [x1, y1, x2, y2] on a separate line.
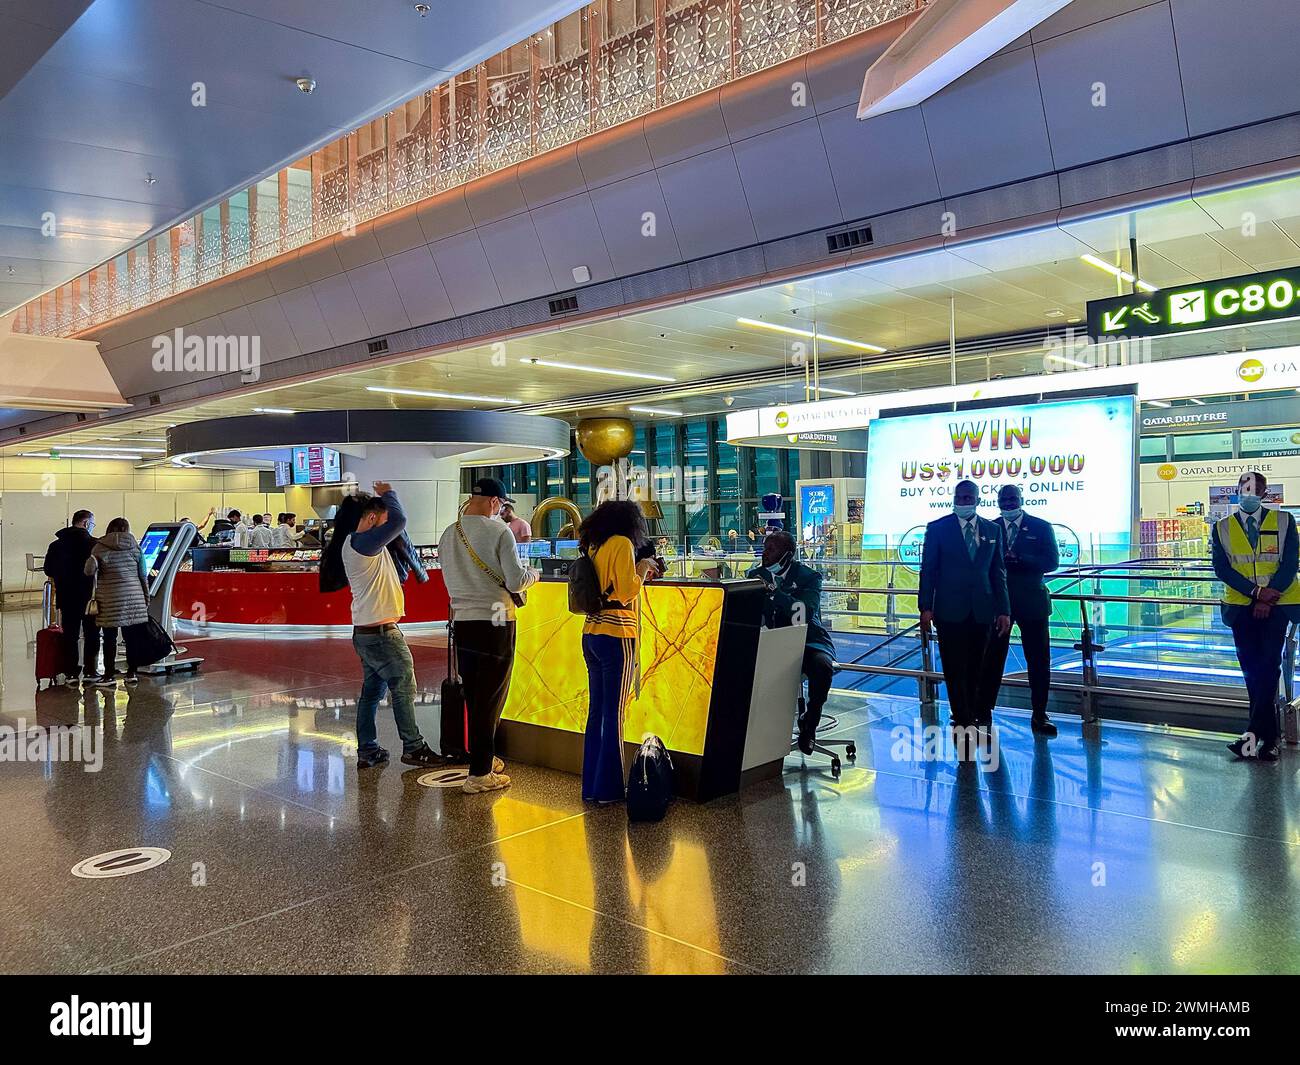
[1005, 520, 1017, 550]
[964, 520, 977, 559]
[1246, 516, 1258, 548]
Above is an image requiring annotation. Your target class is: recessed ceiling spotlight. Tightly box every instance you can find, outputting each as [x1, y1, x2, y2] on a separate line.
[1044, 309, 1065, 318]
[144, 173, 157, 185]
[296, 77, 316, 95]
[414, 2, 430, 15]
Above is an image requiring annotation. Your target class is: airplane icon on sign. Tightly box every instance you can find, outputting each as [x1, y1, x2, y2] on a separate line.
[1170, 288, 1208, 325]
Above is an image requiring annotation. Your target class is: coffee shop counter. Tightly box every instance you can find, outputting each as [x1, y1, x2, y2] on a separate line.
[170, 545, 448, 629]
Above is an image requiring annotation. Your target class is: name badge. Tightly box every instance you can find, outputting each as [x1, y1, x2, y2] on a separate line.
[1260, 531, 1280, 554]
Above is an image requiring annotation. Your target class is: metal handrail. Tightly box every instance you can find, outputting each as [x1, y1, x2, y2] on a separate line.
[822, 584, 1223, 607]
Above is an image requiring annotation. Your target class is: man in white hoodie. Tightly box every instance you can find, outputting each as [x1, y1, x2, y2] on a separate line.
[438, 477, 537, 793]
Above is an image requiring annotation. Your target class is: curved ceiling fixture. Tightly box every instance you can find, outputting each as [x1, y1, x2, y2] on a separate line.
[167, 409, 571, 470]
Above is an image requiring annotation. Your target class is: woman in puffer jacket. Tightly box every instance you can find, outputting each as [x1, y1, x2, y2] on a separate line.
[84, 517, 150, 685]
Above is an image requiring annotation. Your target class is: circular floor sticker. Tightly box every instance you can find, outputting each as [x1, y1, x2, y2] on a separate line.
[72, 847, 172, 879]
[417, 768, 469, 789]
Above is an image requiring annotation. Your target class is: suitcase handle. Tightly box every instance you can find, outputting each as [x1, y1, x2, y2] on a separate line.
[42, 581, 54, 629]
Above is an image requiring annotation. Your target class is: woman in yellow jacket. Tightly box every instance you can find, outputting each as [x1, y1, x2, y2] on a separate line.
[578, 501, 661, 803]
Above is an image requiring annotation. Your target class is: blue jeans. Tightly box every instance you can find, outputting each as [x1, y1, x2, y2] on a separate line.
[582, 634, 636, 802]
[352, 625, 424, 754]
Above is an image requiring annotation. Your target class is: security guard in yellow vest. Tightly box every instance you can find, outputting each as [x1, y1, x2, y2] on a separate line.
[1211, 471, 1299, 762]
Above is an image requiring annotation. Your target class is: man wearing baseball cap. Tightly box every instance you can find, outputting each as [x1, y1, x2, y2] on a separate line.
[438, 477, 537, 793]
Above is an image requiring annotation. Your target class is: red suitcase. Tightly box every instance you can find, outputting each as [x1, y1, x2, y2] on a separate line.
[35, 581, 63, 689]
[36, 625, 64, 688]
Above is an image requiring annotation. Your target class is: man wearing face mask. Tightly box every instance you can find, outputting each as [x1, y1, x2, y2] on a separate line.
[1211, 470, 1299, 763]
[918, 480, 1011, 729]
[746, 530, 836, 754]
[976, 484, 1060, 735]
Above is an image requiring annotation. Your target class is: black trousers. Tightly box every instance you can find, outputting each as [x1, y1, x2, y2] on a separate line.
[454, 620, 517, 777]
[1230, 609, 1288, 749]
[102, 623, 149, 676]
[935, 617, 990, 726]
[798, 647, 835, 737]
[57, 593, 100, 677]
[979, 615, 1051, 718]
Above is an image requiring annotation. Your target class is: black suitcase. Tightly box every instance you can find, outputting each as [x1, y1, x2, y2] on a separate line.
[439, 618, 469, 762]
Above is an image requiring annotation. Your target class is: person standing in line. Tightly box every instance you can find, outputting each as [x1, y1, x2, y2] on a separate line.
[576, 500, 660, 803]
[84, 518, 151, 686]
[248, 513, 273, 548]
[43, 509, 99, 686]
[1212, 470, 1299, 763]
[501, 502, 532, 543]
[918, 480, 1010, 730]
[976, 484, 1060, 736]
[438, 477, 538, 794]
[337, 484, 444, 770]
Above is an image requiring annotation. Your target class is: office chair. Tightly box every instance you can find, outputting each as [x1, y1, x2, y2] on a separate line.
[790, 689, 856, 778]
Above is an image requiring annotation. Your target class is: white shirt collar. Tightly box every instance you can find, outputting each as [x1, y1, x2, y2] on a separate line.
[1005, 513, 1023, 527]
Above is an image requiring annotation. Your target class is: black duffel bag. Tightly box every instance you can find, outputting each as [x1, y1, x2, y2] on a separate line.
[132, 617, 175, 668]
[627, 734, 674, 823]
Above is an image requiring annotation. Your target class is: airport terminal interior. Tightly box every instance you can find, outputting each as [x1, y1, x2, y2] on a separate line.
[3, 0, 1300, 977]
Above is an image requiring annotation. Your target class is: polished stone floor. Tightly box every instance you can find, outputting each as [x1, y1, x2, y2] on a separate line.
[1, 606, 1298, 975]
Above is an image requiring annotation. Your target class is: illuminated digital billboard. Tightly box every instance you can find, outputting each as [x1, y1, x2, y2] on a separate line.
[863, 395, 1137, 567]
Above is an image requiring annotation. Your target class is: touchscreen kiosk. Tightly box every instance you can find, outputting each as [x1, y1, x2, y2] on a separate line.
[138, 521, 203, 674]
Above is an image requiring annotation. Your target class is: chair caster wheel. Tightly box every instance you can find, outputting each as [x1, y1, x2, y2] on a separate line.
[846, 743, 857, 759]
[831, 756, 841, 776]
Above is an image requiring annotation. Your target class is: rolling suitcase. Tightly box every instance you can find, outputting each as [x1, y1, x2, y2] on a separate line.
[439, 616, 470, 762]
[35, 581, 63, 689]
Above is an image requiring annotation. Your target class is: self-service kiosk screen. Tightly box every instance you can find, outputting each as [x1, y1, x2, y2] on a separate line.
[140, 525, 185, 594]
[140, 529, 171, 577]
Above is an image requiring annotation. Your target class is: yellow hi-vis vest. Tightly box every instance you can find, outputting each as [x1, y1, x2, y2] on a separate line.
[1216, 508, 1300, 606]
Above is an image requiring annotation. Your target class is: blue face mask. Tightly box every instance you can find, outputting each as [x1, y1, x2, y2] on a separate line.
[999, 506, 1023, 521]
[953, 504, 978, 520]
[1239, 493, 1262, 514]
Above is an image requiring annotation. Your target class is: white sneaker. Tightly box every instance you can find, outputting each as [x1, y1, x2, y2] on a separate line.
[462, 771, 511, 794]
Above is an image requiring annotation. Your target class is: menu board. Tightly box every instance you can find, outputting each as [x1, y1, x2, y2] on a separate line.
[291, 446, 342, 485]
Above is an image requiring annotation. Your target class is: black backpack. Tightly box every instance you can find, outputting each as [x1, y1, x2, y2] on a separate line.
[627, 735, 674, 823]
[567, 550, 609, 615]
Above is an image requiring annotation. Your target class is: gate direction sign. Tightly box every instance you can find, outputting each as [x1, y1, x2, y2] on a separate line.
[1088, 266, 1300, 342]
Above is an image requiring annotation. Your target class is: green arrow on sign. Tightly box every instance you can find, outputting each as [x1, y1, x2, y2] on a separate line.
[1101, 307, 1128, 333]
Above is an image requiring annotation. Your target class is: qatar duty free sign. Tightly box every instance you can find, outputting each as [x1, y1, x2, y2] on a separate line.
[863, 395, 1136, 567]
[1087, 266, 1300, 342]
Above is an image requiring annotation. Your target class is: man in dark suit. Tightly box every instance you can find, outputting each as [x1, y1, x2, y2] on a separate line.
[747, 530, 837, 754]
[918, 480, 1010, 728]
[976, 485, 1060, 735]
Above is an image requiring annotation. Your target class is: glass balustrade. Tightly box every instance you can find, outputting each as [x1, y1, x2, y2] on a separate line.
[12, 0, 925, 338]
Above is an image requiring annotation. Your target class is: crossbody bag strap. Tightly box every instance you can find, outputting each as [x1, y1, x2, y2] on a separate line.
[455, 521, 508, 590]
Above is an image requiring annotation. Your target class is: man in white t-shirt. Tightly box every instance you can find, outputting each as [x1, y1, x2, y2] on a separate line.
[271, 513, 304, 548]
[230, 510, 251, 548]
[438, 477, 537, 794]
[343, 483, 443, 771]
[248, 513, 274, 548]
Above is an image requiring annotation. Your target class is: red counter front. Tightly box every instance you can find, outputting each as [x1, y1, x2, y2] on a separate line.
[171, 569, 449, 627]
